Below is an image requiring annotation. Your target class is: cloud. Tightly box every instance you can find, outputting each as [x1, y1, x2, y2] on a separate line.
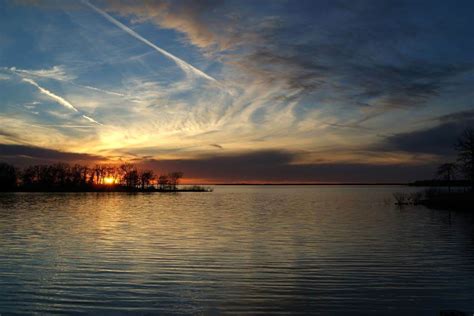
[138, 150, 437, 183]
[9, 65, 76, 81]
[346, 63, 470, 110]
[15, 0, 230, 51]
[0, 144, 436, 182]
[0, 115, 99, 151]
[82, 0, 217, 82]
[105, 0, 240, 52]
[3, 0, 474, 180]
[0, 143, 105, 165]
[22, 78, 79, 112]
[104, 0, 473, 125]
[229, 35, 472, 123]
[210, 143, 223, 149]
[437, 109, 474, 123]
[377, 109, 474, 156]
[20, 78, 103, 126]
[0, 129, 22, 143]
[7, 65, 130, 97]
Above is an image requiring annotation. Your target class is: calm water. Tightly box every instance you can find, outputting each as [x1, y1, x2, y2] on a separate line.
[0, 186, 473, 315]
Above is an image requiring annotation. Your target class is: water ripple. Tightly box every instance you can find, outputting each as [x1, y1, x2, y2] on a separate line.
[0, 186, 473, 315]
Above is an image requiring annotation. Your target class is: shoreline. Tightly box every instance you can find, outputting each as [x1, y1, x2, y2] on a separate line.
[0, 185, 213, 193]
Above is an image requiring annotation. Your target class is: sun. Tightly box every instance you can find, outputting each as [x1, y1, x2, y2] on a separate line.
[103, 177, 116, 185]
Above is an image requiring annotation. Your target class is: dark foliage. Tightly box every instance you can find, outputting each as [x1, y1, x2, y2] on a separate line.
[456, 127, 474, 187]
[0, 162, 195, 192]
[0, 162, 17, 191]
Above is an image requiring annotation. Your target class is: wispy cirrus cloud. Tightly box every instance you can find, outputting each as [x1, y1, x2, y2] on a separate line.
[105, 0, 473, 123]
[9, 65, 76, 81]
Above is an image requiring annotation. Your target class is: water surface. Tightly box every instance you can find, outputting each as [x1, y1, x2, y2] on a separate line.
[0, 185, 473, 315]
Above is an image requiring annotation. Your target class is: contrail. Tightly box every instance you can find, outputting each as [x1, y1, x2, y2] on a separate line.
[8, 65, 127, 97]
[74, 83, 126, 97]
[22, 78, 102, 125]
[82, 0, 217, 82]
[22, 78, 79, 112]
[82, 114, 103, 125]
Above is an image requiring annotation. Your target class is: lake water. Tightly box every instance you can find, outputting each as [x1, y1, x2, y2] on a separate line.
[0, 185, 473, 315]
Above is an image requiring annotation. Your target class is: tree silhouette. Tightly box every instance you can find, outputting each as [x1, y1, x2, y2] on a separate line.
[93, 165, 106, 184]
[437, 163, 456, 193]
[158, 174, 170, 190]
[139, 170, 154, 190]
[21, 165, 40, 188]
[168, 171, 184, 190]
[120, 163, 140, 189]
[0, 161, 187, 192]
[456, 127, 474, 189]
[71, 164, 86, 187]
[0, 163, 17, 191]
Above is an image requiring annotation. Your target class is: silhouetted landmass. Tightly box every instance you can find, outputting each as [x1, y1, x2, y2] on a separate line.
[393, 189, 474, 211]
[397, 127, 474, 211]
[409, 179, 471, 187]
[420, 190, 474, 211]
[0, 162, 212, 192]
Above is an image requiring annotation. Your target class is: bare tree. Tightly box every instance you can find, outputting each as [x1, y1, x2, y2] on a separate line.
[437, 163, 456, 193]
[456, 127, 474, 189]
[158, 174, 170, 190]
[168, 171, 184, 190]
[71, 164, 84, 186]
[52, 163, 70, 186]
[93, 165, 107, 185]
[139, 170, 154, 190]
[120, 163, 139, 189]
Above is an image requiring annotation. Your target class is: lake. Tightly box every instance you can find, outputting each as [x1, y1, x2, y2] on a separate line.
[0, 185, 473, 315]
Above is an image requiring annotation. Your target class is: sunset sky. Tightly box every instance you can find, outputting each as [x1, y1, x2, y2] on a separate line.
[1, 0, 473, 183]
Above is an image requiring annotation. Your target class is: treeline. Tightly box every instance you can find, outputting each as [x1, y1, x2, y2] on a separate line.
[0, 162, 185, 192]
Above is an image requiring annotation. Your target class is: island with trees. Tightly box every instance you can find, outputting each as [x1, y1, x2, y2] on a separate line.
[0, 162, 212, 192]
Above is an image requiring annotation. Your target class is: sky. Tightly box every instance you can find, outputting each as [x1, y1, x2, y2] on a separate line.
[0, 0, 473, 183]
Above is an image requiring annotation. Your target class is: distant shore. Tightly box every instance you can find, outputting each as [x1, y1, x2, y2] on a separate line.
[409, 179, 472, 187]
[191, 182, 408, 185]
[2, 185, 213, 193]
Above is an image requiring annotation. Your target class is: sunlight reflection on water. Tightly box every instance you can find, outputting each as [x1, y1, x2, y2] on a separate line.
[0, 186, 473, 315]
